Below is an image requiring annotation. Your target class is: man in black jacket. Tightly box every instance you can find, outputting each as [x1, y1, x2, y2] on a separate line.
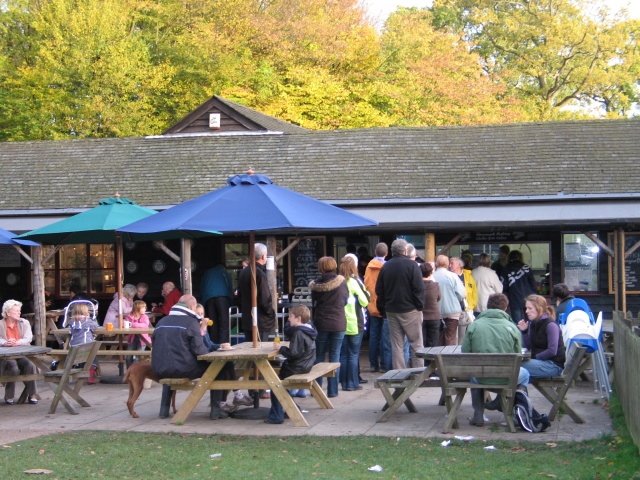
[151, 294, 232, 419]
[238, 243, 276, 342]
[375, 238, 424, 370]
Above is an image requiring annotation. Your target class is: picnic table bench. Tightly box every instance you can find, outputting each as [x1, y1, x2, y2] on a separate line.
[374, 367, 441, 422]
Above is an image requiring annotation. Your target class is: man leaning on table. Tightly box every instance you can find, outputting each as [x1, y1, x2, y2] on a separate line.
[152, 281, 182, 317]
[151, 294, 234, 419]
[461, 293, 530, 427]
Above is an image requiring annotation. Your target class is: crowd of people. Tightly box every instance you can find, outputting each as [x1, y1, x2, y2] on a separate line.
[0, 240, 574, 428]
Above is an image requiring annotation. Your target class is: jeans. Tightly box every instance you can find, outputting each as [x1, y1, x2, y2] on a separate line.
[380, 319, 393, 371]
[368, 315, 384, 371]
[315, 330, 345, 397]
[422, 320, 440, 347]
[340, 332, 364, 390]
[522, 359, 563, 379]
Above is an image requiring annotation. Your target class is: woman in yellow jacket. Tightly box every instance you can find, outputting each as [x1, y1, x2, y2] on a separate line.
[338, 255, 369, 391]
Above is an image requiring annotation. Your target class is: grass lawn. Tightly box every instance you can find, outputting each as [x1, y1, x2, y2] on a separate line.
[2, 396, 638, 479]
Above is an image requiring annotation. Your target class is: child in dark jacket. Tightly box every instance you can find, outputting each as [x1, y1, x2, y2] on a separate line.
[265, 305, 317, 424]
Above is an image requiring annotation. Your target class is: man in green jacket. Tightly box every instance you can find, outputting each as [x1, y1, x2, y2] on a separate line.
[462, 293, 530, 426]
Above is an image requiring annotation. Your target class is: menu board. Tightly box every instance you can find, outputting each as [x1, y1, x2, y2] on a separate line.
[287, 236, 325, 289]
[608, 232, 640, 294]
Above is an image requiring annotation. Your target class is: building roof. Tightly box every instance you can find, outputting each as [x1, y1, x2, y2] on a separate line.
[162, 95, 308, 135]
[2, 118, 639, 230]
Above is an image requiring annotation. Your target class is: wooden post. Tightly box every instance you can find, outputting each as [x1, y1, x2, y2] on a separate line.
[249, 234, 258, 348]
[424, 233, 436, 262]
[267, 236, 278, 315]
[181, 238, 192, 295]
[617, 228, 626, 312]
[32, 246, 46, 346]
[116, 233, 124, 329]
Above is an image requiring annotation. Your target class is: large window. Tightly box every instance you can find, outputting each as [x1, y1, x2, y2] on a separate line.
[562, 233, 599, 292]
[43, 244, 116, 296]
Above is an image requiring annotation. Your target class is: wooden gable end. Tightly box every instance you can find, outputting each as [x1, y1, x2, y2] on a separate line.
[163, 96, 265, 134]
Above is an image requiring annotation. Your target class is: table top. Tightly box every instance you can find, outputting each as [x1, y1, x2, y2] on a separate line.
[0, 345, 52, 357]
[198, 341, 279, 361]
[416, 345, 530, 359]
[51, 327, 155, 336]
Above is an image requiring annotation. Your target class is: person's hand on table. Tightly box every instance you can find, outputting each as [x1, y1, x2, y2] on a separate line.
[219, 343, 231, 350]
[3, 338, 18, 347]
[273, 342, 281, 351]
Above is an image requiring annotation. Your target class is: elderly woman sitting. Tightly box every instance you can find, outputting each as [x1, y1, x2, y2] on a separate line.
[103, 283, 137, 327]
[0, 299, 39, 404]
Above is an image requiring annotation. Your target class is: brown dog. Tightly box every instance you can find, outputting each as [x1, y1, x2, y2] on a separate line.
[123, 362, 176, 418]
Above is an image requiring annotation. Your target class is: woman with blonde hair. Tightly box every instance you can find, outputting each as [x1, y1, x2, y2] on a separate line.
[0, 300, 39, 404]
[518, 294, 566, 380]
[338, 255, 369, 391]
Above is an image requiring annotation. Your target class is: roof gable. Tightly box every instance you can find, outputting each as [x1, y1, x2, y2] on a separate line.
[163, 95, 308, 135]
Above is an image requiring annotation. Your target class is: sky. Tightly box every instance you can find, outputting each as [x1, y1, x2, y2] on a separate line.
[363, 0, 640, 27]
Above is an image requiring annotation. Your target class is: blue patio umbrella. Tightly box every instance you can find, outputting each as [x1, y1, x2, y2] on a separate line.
[119, 171, 378, 346]
[0, 227, 39, 246]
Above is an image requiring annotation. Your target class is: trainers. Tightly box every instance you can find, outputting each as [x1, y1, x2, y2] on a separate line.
[221, 402, 238, 413]
[5, 399, 14, 405]
[233, 394, 254, 407]
[88, 365, 98, 385]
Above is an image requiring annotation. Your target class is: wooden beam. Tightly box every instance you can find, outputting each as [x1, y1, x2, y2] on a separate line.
[180, 238, 192, 295]
[153, 241, 180, 263]
[276, 237, 300, 261]
[581, 231, 614, 257]
[12, 244, 33, 264]
[437, 233, 464, 256]
[424, 233, 436, 262]
[42, 245, 62, 265]
[624, 239, 640, 259]
[32, 246, 46, 346]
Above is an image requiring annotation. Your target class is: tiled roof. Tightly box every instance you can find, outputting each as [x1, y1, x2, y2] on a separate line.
[2, 119, 638, 211]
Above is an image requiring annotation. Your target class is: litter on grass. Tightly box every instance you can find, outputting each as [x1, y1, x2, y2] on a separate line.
[441, 440, 451, 447]
[210, 453, 222, 459]
[368, 465, 383, 472]
[484, 446, 497, 450]
[454, 436, 474, 442]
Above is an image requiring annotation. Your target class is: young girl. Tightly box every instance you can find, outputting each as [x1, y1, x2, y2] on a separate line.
[125, 301, 151, 367]
[68, 303, 99, 348]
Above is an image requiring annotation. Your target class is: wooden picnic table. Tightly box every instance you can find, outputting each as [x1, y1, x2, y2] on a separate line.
[49, 327, 154, 377]
[0, 345, 51, 403]
[170, 341, 311, 427]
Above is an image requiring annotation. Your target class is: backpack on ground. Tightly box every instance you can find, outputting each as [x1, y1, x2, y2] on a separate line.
[513, 389, 551, 433]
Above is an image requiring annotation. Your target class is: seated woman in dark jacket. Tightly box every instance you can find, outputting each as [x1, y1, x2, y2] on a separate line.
[266, 305, 317, 424]
[518, 294, 566, 379]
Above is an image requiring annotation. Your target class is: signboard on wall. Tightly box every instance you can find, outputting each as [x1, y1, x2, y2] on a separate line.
[0, 245, 21, 267]
[287, 236, 325, 289]
[608, 232, 640, 294]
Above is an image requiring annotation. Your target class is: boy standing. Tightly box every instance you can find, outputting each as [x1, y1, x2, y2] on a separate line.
[265, 305, 317, 424]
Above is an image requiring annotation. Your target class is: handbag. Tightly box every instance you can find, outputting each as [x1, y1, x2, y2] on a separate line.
[458, 299, 475, 326]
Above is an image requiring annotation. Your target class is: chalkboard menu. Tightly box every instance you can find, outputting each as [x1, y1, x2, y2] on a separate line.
[288, 236, 325, 289]
[608, 232, 640, 294]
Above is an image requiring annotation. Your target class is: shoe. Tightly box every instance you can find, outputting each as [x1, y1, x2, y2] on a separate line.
[344, 386, 363, 391]
[221, 402, 238, 413]
[359, 378, 368, 384]
[485, 396, 503, 412]
[28, 397, 38, 405]
[5, 399, 14, 405]
[259, 391, 270, 399]
[469, 418, 484, 427]
[233, 394, 254, 407]
[264, 419, 283, 424]
[371, 368, 380, 373]
[328, 393, 338, 398]
[88, 365, 97, 385]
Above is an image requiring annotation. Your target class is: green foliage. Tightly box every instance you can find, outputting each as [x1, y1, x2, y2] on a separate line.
[431, 0, 640, 119]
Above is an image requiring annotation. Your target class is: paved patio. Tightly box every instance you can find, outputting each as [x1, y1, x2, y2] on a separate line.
[0, 354, 613, 445]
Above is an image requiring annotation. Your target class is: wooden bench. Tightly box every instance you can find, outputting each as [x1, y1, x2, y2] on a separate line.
[529, 344, 588, 423]
[50, 349, 151, 358]
[374, 367, 441, 422]
[44, 341, 102, 415]
[434, 353, 522, 433]
[282, 362, 340, 409]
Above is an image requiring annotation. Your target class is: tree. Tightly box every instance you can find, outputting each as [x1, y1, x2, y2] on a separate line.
[431, 0, 640, 118]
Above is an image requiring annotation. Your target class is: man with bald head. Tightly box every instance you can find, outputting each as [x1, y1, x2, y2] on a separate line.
[152, 294, 232, 419]
[152, 281, 182, 316]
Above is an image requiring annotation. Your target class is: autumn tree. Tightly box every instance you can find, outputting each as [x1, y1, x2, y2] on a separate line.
[431, 0, 640, 119]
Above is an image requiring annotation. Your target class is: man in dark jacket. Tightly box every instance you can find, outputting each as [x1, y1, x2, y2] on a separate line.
[238, 243, 276, 343]
[375, 238, 424, 370]
[265, 305, 317, 424]
[151, 294, 231, 419]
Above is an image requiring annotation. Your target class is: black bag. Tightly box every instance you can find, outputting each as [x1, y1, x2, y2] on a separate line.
[513, 390, 551, 433]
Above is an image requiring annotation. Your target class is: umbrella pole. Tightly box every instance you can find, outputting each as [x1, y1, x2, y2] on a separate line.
[250, 232, 259, 348]
[116, 233, 125, 377]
